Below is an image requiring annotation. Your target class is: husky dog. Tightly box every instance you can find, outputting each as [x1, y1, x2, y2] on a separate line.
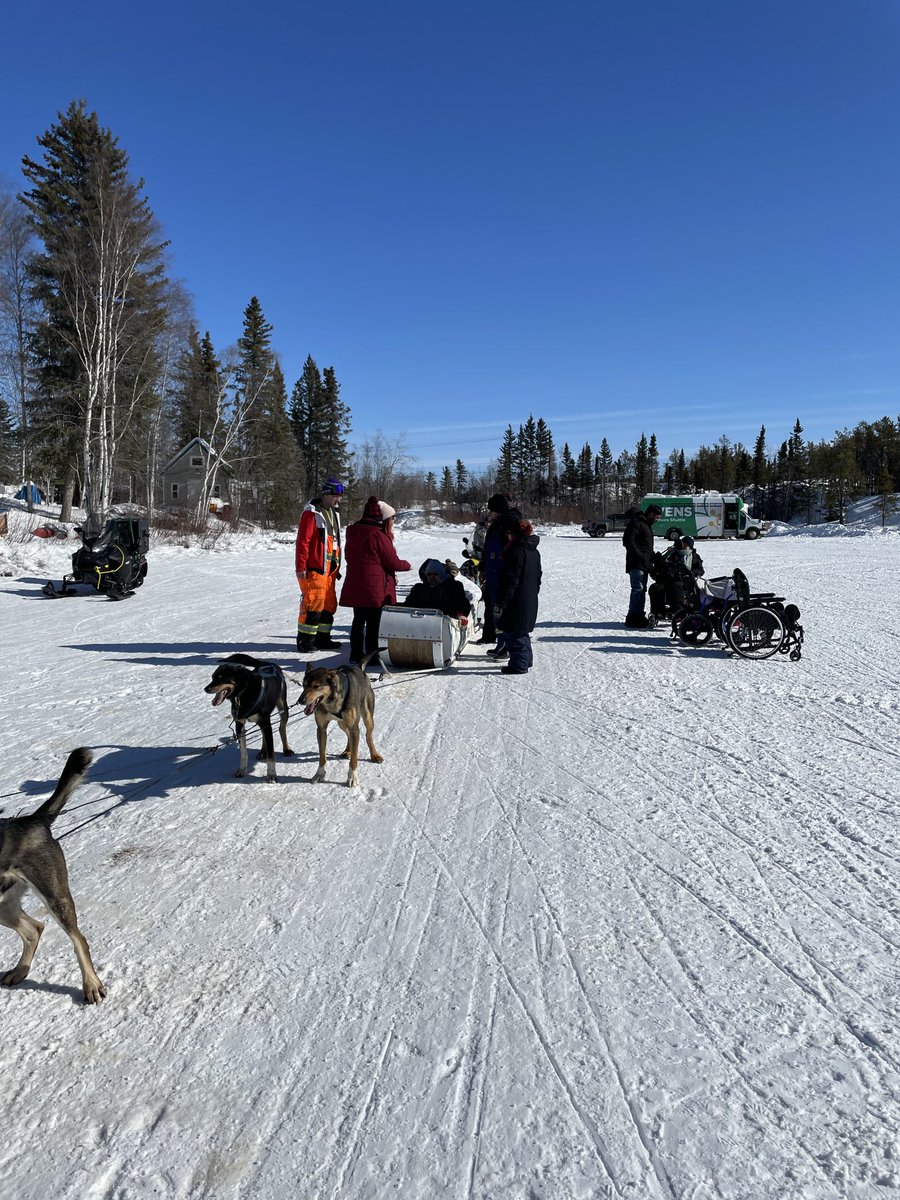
[299, 652, 382, 786]
[205, 654, 294, 782]
[1, 748, 106, 1003]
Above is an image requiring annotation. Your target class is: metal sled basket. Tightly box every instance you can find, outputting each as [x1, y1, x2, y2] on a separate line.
[378, 606, 471, 670]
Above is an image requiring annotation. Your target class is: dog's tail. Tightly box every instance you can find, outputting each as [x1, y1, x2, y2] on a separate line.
[33, 748, 93, 824]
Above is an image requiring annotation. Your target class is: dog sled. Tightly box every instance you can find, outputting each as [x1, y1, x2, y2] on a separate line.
[43, 516, 149, 600]
[377, 606, 476, 670]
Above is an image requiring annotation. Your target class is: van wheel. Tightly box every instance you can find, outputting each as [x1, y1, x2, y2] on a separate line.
[665, 528, 682, 541]
[744, 528, 760, 540]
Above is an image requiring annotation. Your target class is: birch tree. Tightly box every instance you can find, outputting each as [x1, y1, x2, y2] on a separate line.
[21, 101, 169, 520]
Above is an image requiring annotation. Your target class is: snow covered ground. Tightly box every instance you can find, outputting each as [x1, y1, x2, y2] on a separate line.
[1, 510, 898, 1200]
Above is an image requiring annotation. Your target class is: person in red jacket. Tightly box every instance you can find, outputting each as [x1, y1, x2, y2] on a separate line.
[295, 477, 344, 652]
[340, 496, 411, 665]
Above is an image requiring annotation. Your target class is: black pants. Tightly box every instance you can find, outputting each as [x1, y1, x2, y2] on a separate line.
[350, 606, 383, 663]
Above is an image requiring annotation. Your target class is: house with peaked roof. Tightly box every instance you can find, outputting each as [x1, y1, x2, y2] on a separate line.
[162, 438, 234, 509]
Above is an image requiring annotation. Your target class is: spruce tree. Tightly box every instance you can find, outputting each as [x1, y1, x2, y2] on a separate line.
[319, 365, 350, 484]
[289, 355, 349, 493]
[648, 433, 659, 491]
[634, 433, 649, 494]
[535, 418, 555, 506]
[752, 424, 767, 492]
[0, 392, 17, 483]
[496, 425, 515, 494]
[171, 327, 221, 446]
[234, 298, 300, 525]
[455, 458, 467, 497]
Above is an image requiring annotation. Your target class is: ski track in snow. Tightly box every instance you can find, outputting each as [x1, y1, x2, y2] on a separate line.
[1, 527, 898, 1200]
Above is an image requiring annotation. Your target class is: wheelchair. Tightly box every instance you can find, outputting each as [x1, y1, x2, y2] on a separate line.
[671, 568, 804, 661]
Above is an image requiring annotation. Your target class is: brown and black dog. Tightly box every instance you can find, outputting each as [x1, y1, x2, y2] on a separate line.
[0, 748, 106, 1003]
[204, 653, 293, 782]
[299, 653, 383, 786]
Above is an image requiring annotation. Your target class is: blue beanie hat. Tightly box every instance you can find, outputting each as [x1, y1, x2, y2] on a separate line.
[421, 559, 447, 581]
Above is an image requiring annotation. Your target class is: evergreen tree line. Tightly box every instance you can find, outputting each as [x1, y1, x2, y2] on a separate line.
[0, 101, 350, 528]
[424, 413, 899, 524]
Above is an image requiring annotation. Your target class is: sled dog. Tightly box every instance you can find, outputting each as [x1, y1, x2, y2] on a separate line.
[299, 652, 383, 786]
[205, 654, 294, 782]
[0, 748, 106, 1003]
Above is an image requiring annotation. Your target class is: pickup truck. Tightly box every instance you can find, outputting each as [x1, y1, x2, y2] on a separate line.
[581, 513, 631, 537]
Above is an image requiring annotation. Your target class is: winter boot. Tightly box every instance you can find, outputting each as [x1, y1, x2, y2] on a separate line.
[486, 645, 509, 659]
[297, 634, 316, 653]
[624, 613, 650, 629]
[315, 632, 342, 651]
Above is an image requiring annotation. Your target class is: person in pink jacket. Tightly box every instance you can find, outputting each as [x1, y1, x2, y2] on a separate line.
[340, 497, 411, 665]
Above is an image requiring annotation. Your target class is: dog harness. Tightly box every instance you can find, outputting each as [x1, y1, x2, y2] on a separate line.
[239, 664, 281, 720]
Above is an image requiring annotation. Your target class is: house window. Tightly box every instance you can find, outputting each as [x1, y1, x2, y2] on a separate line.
[171, 483, 180, 500]
[191, 456, 203, 468]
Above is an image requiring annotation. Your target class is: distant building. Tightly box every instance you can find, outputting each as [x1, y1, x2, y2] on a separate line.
[162, 438, 234, 509]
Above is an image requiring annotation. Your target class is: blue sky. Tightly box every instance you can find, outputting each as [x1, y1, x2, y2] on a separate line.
[2, 0, 899, 472]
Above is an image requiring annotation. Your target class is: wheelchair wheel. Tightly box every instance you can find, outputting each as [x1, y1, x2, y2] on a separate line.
[726, 606, 786, 659]
[717, 602, 742, 644]
[677, 613, 714, 646]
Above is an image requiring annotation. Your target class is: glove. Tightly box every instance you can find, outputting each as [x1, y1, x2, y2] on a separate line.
[457, 615, 468, 627]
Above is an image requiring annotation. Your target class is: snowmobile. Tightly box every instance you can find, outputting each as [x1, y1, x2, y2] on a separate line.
[43, 516, 149, 600]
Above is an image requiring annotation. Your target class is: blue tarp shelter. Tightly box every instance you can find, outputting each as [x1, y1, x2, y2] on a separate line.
[15, 481, 43, 504]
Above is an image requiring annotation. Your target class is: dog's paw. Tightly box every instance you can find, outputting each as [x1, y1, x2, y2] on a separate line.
[1, 966, 30, 987]
[83, 978, 107, 1004]
[283, 748, 295, 757]
[265, 776, 279, 784]
[311, 769, 326, 783]
[233, 769, 246, 778]
[370, 752, 384, 764]
[347, 769, 360, 787]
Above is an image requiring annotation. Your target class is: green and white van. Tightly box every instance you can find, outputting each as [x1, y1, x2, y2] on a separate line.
[641, 492, 768, 540]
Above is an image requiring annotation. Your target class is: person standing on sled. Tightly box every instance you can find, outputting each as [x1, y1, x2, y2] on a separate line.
[493, 515, 541, 675]
[340, 497, 411, 665]
[622, 503, 662, 628]
[295, 477, 344, 653]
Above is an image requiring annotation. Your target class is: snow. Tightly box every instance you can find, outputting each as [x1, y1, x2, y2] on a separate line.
[1, 507, 899, 1200]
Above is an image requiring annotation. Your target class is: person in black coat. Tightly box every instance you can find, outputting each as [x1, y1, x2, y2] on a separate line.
[479, 492, 520, 646]
[404, 560, 472, 619]
[493, 515, 542, 675]
[622, 504, 662, 628]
